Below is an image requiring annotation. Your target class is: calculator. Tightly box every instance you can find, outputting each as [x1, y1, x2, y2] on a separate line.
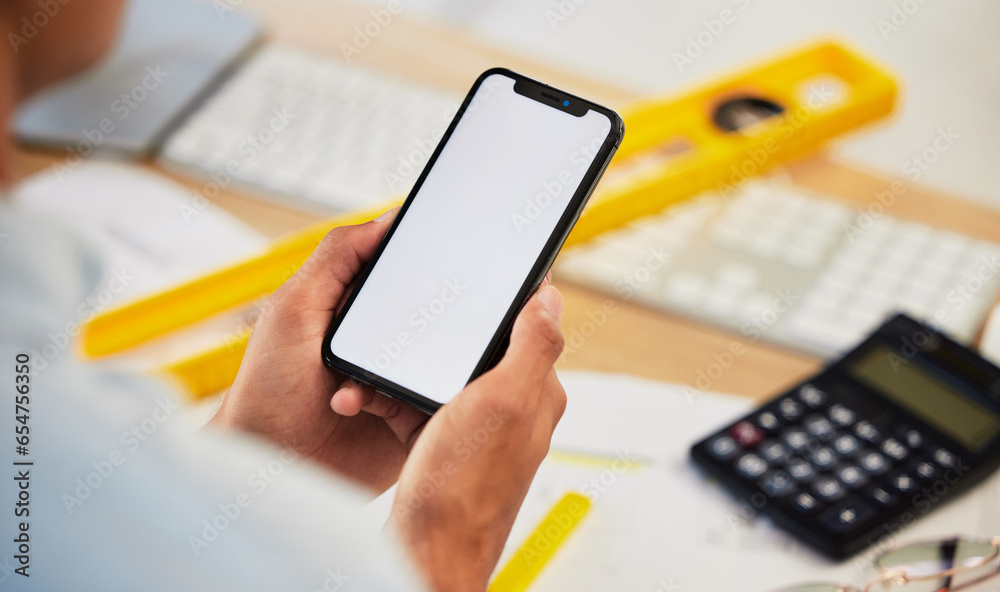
[690, 313, 1000, 559]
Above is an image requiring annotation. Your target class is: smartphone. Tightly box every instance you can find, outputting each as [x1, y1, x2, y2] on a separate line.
[322, 68, 624, 413]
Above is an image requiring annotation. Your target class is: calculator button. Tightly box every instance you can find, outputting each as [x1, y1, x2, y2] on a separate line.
[854, 420, 882, 444]
[792, 492, 822, 514]
[881, 438, 909, 462]
[911, 460, 940, 482]
[782, 429, 810, 452]
[786, 458, 815, 482]
[900, 428, 924, 449]
[819, 499, 877, 534]
[755, 411, 783, 432]
[778, 398, 804, 421]
[736, 453, 769, 478]
[804, 415, 836, 440]
[932, 448, 957, 468]
[708, 435, 739, 459]
[730, 421, 765, 448]
[827, 404, 856, 427]
[835, 465, 869, 489]
[890, 471, 919, 495]
[810, 447, 838, 469]
[759, 440, 790, 463]
[811, 477, 847, 502]
[859, 451, 890, 476]
[761, 471, 796, 498]
[866, 484, 899, 508]
[798, 384, 827, 408]
[833, 434, 859, 456]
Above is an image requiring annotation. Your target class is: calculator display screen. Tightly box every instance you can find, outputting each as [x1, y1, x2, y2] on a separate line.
[848, 343, 1000, 451]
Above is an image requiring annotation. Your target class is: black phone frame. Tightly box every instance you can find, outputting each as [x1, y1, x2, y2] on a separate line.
[321, 68, 624, 413]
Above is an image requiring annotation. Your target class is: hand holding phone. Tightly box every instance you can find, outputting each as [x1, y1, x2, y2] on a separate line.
[323, 68, 623, 412]
[216, 69, 605, 587]
[388, 283, 569, 591]
[215, 208, 571, 589]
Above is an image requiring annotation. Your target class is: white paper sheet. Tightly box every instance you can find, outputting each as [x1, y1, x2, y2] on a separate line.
[501, 370, 1000, 592]
[13, 161, 268, 301]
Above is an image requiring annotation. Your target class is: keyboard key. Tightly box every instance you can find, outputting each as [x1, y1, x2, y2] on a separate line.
[750, 234, 782, 260]
[819, 499, 877, 534]
[703, 290, 739, 320]
[664, 272, 707, 310]
[736, 453, 769, 479]
[709, 221, 748, 250]
[784, 313, 860, 353]
[708, 435, 738, 459]
[740, 292, 781, 327]
[783, 246, 824, 270]
[811, 477, 846, 502]
[715, 263, 760, 295]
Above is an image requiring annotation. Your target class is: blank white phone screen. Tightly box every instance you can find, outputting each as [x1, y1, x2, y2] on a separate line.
[329, 73, 612, 405]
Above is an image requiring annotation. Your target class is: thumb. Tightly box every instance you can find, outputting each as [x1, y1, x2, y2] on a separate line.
[493, 285, 564, 384]
[275, 207, 397, 311]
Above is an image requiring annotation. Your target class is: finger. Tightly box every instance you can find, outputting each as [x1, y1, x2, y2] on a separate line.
[361, 393, 429, 446]
[543, 369, 567, 430]
[330, 379, 375, 416]
[494, 285, 564, 386]
[544, 270, 552, 285]
[333, 277, 359, 317]
[276, 207, 398, 311]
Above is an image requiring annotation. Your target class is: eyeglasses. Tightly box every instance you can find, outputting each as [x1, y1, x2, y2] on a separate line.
[771, 536, 1000, 592]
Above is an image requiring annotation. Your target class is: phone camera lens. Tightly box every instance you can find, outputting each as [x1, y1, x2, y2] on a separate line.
[563, 100, 570, 107]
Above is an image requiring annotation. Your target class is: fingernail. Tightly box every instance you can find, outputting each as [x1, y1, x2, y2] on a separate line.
[537, 285, 563, 320]
[375, 207, 398, 223]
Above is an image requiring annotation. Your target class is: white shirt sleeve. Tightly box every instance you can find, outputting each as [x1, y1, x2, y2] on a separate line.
[0, 203, 426, 591]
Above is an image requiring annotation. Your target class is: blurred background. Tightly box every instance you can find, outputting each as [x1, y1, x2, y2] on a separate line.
[9, 1, 1000, 589]
[377, 0, 1000, 209]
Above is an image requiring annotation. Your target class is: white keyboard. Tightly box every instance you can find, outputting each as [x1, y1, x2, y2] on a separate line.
[556, 182, 1000, 358]
[159, 45, 461, 212]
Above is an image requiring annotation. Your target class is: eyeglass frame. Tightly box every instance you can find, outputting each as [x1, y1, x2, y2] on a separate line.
[774, 535, 1000, 592]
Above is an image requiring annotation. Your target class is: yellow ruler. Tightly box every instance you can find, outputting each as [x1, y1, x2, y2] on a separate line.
[80, 38, 898, 400]
[78, 202, 398, 359]
[488, 491, 591, 592]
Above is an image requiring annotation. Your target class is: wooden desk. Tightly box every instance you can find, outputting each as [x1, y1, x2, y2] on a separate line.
[13, 0, 1000, 402]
